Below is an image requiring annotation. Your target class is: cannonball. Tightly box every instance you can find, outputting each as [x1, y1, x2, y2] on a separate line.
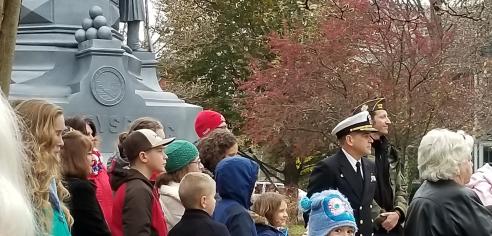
[74, 29, 87, 43]
[81, 18, 93, 30]
[86, 27, 98, 40]
[89, 6, 103, 19]
[97, 26, 113, 40]
[93, 15, 108, 29]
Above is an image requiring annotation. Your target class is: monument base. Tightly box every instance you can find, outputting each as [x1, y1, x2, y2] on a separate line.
[11, 38, 201, 154]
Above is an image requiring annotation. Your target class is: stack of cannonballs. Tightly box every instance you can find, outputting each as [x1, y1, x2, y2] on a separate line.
[75, 6, 113, 43]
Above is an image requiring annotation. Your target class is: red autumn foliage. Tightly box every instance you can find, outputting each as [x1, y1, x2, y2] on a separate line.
[240, 0, 476, 183]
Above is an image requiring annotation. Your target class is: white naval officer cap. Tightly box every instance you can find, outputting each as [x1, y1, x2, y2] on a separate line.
[331, 111, 378, 138]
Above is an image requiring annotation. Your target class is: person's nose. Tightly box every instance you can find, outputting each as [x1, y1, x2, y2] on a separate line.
[58, 136, 64, 147]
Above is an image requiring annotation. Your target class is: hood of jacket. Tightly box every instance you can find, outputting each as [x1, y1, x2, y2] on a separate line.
[159, 181, 180, 201]
[251, 211, 270, 225]
[108, 151, 131, 191]
[111, 168, 152, 191]
[467, 163, 492, 188]
[215, 156, 259, 208]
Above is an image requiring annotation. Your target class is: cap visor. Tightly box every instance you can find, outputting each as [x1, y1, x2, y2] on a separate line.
[163, 137, 175, 146]
[151, 137, 175, 149]
[353, 127, 378, 132]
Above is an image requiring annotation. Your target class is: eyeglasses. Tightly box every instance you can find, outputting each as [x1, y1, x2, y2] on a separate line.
[190, 158, 201, 164]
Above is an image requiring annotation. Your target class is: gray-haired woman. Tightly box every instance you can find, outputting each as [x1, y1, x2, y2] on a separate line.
[405, 129, 492, 236]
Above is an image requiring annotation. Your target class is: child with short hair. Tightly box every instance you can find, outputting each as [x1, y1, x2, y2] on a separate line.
[110, 129, 170, 236]
[169, 172, 230, 236]
[252, 192, 289, 236]
[300, 190, 357, 236]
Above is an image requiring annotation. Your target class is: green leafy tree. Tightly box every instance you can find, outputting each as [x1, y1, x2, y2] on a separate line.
[154, 0, 325, 126]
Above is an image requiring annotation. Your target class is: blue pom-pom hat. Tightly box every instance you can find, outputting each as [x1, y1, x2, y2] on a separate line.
[300, 190, 357, 236]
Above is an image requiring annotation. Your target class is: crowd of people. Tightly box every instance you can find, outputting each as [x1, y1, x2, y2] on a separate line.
[304, 98, 492, 236]
[2, 94, 492, 236]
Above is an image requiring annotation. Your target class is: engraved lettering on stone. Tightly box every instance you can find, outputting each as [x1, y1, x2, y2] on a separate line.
[109, 116, 122, 133]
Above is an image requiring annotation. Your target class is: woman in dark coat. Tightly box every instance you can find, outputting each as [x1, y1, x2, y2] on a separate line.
[405, 129, 492, 236]
[61, 130, 111, 236]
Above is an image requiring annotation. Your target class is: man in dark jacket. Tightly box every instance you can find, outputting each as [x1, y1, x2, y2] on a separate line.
[169, 172, 230, 236]
[306, 111, 378, 236]
[213, 156, 259, 236]
[353, 98, 407, 236]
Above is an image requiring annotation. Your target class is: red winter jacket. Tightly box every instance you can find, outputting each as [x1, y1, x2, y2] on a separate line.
[110, 168, 168, 236]
[89, 149, 113, 226]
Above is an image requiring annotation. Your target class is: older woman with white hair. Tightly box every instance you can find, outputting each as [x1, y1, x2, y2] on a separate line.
[405, 129, 492, 236]
[0, 95, 36, 236]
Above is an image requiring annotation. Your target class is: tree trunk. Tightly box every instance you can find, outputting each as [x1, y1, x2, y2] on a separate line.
[0, 0, 21, 96]
[283, 155, 300, 188]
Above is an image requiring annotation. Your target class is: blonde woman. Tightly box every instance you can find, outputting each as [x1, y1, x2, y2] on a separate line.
[16, 99, 73, 236]
[0, 95, 36, 236]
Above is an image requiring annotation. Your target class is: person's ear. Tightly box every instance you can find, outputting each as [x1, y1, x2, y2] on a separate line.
[346, 134, 354, 146]
[138, 151, 149, 163]
[200, 195, 207, 208]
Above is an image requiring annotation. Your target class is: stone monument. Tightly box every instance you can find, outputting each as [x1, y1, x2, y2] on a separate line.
[10, 0, 201, 156]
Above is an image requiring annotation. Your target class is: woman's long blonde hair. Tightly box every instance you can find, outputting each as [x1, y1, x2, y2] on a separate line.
[15, 99, 73, 234]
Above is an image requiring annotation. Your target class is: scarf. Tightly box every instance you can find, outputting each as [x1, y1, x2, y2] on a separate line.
[373, 136, 394, 211]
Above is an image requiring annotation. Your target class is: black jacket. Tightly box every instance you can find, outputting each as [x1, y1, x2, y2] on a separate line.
[169, 209, 230, 236]
[405, 180, 492, 236]
[306, 150, 377, 236]
[65, 178, 111, 236]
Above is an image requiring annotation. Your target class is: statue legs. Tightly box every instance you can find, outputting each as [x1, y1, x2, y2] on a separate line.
[127, 21, 141, 51]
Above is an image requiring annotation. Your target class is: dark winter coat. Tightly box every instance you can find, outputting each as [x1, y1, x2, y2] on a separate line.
[65, 178, 111, 236]
[169, 209, 230, 236]
[306, 150, 377, 236]
[405, 180, 492, 236]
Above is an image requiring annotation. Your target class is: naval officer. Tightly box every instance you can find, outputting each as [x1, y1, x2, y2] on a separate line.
[306, 111, 378, 236]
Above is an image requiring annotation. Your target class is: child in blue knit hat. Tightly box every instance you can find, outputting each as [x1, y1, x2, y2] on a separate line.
[300, 190, 357, 236]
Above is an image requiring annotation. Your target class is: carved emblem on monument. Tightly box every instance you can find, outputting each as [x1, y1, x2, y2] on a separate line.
[13, 0, 201, 153]
[91, 67, 126, 106]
